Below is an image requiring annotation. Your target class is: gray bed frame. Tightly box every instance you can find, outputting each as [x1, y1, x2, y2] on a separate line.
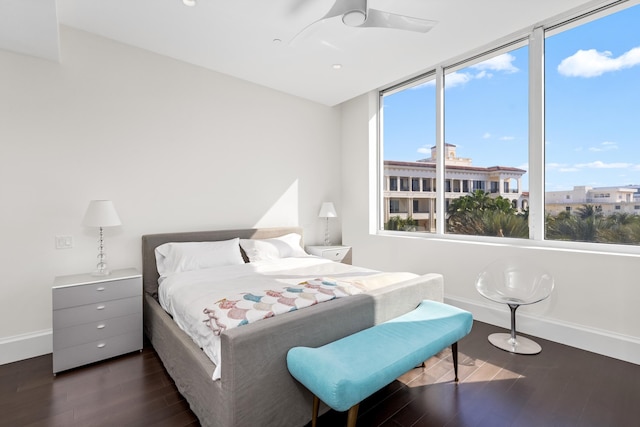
[142, 227, 444, 427]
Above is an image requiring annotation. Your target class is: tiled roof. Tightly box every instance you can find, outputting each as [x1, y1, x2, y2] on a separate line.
[384, 160, 526, 173]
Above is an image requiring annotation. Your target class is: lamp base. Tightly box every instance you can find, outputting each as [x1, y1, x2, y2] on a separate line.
[324, 218, 331, 246]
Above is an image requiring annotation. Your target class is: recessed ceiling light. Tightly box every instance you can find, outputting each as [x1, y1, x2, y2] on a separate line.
[182, 0, 196, 6]
[273, 38, 282, 44]
[332, 64, 342, 70]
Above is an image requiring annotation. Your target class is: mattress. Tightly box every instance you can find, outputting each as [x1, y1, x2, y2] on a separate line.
[158, 256, 417, 380]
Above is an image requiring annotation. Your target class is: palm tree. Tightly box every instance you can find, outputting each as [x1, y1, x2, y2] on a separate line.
[447, 190, 522, 236]
[576, 204, 602, 220]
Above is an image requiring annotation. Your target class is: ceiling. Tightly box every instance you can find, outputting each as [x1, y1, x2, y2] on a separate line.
[4, 0, 603, 106]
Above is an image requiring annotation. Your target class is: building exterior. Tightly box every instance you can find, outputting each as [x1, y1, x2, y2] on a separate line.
[545, 185, 640, 216]
[383, 144, 527, 231]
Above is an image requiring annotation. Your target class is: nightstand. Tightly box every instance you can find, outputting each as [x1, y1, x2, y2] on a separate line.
[306, 245, 352, 265]
[52, 268, 142, 374]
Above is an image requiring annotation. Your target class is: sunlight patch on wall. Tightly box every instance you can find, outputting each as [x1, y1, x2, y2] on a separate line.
[252, 179, 299, 228]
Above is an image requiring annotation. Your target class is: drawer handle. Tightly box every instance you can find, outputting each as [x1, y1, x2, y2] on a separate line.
[96, 305, 106, 310]
[96, 287, 105, 292]
[97, 324, 106, 329]
[97, 343, 106, 349]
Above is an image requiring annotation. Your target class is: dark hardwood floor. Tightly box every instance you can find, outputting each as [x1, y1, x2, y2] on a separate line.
[1, 321, 638, 427]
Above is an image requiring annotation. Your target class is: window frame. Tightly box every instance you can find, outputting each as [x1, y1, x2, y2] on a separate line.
[376, 0, 640, 256]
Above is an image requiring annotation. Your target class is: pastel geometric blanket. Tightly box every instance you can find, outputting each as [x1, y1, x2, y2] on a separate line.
[203, 278, 363, 336]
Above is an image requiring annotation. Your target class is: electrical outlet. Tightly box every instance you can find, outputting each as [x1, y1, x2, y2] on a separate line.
[55, 235, 73, 249]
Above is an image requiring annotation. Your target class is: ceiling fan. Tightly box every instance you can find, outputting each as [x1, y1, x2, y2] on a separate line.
[291, 0, 437, 42]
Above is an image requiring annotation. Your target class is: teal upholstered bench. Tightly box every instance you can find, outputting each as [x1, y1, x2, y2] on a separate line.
[286, 300, 473, 427]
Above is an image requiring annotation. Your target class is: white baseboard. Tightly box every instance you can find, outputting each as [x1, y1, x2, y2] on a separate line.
[3, 300, 639, 367]
[0, 329, 52, 365]
[446, 295, 640, 366]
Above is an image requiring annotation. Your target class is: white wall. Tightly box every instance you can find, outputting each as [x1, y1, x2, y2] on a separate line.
[341, 93, 640, 364]
[0, 27, 343, 363]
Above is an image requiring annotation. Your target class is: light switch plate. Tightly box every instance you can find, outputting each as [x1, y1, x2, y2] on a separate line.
[55, 235, 73, 249]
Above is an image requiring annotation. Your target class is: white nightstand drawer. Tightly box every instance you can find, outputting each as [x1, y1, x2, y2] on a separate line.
[53, 312, 142, 351]
[53, 277, 141, 309]
[306, 245, 352, 264]
[53, 296, 142, 329]
[320, 247, 350, 261]
[53, 330, 142, 374]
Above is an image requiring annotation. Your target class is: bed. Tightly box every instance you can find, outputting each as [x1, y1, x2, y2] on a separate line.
[142, 227, 444, 427]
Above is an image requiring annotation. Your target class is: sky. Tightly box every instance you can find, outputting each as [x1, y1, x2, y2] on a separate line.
[382, 3, 640, 193]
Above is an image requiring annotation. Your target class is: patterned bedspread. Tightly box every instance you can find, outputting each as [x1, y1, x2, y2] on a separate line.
[203, 278, 363, 335]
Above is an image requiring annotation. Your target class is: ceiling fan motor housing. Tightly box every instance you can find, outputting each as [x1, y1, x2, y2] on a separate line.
[343, 9, 367, 26]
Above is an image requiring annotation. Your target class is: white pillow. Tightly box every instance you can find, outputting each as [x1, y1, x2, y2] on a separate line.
[155, 238, 244, 276]
[239, 233, 308, 262]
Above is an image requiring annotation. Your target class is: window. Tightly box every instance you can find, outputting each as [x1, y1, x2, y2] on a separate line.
[390, 200, 400, 213]
[545, 4, 640, 245]
[444, 45, 529, 238]
[389, 177, 398, 191]
[381, 73, 436, 233]
[379, 2, 640, 249]
[473, 180, 485, 191]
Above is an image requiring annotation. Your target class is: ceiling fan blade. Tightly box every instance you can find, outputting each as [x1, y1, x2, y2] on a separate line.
[320, 0, 367, 22]
[359, 8, 437, 33]
[289, 0, 365, 45]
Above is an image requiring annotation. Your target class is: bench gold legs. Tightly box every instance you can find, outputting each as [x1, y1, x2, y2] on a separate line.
[421, 342, 460, 381]
[346, 404, 359, 427]
[311, 395, 319, 427]
[452, 342, 459, 382]
[310, 342, 460, 426]
[311, 395, 359, 427]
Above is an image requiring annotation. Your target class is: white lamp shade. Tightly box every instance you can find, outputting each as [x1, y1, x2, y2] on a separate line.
[318, 202, 337, 218]
[82, 200, 122, 227]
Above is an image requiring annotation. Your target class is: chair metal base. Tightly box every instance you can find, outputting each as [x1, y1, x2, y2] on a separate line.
[488, 332, 542, 355]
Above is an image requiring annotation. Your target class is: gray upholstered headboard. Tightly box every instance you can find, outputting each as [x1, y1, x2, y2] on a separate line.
[141, 226, 304, 298]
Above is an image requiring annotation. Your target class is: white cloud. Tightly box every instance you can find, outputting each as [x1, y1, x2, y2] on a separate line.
[574, 161, 632, 169]
[445, 53, 518, 89]
[557, 46, 640, 77]
[588, 141, 618, 152]
[472, 53, 519, 73]
[413, 80, 435, 89]
[499, 136, 515, 141]
[417, 145, 430, 154]
[482, 132, 491, 139]
[548, 162, 578, 172]
[444, 71, 472, 88]
[546, 162, 569, 169]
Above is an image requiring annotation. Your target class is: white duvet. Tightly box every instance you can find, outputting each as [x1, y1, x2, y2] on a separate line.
[158, 257, 417, 380]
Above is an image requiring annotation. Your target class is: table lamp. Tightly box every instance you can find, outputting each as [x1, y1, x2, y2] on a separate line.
[318, 202, 337, 246]
[82, 200, 121, 276]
